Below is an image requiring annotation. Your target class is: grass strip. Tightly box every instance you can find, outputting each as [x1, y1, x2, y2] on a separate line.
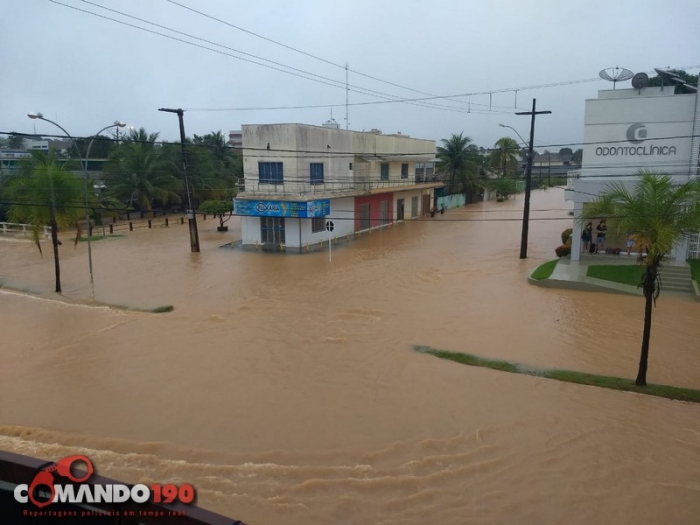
[77, 234, 125, 242]
[586, 264, 644, 286]
[414, 345, 700, 403]
[530, 259, 559, 281]
[688, 259, 700, 287]
[151, 305, 174, 313]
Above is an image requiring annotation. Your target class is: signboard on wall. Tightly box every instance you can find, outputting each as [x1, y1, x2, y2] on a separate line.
[234, 199, 330, 218]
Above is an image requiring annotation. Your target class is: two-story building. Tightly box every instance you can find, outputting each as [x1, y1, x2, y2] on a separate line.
[565, 76, 700, 261]
[233, 123, 442, 252]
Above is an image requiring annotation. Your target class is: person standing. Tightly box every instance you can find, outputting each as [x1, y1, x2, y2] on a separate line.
[581, 222, 593, 254]
[595, 219, 607, 254]
[626, 230, 635, 256]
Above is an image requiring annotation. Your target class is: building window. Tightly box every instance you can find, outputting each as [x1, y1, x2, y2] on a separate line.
[349, 162, 353, 170]
[411, 196, 419, 219]
[380, 200, 389, 225]
[401, 163, 408, 179]
[380, 163, 389, 181]
[259, 162, 283, 184]
[312, 216, 326, 233]
[310, 163, 324, 185]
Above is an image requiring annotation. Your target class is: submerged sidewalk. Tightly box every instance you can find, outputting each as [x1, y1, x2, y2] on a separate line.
[529, 255, 699, 299]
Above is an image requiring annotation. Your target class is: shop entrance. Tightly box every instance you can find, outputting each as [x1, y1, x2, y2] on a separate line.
[261, 217, 286, 245]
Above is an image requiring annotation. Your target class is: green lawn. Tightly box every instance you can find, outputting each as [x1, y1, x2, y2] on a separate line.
[688, 259, 700, 287]
[531, 259, 559, 280]
[414, 346, 700, 403]
[587, 264, 644, 286]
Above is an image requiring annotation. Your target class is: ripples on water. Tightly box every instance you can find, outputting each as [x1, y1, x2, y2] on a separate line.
[1, 189, 699, 524]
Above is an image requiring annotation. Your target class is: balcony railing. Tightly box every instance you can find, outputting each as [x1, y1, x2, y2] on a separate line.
[238, 176, 442, 197]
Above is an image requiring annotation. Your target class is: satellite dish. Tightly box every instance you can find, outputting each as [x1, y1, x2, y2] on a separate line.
[631, 72, 649, 90]
[599, 67, 634, 89]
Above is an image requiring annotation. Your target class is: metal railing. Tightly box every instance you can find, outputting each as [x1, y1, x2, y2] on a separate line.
[0, 222, 51, 238]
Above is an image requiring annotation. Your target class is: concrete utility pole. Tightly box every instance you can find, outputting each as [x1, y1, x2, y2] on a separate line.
[158, 108, 200, 252]
[516, 99, 551, 259]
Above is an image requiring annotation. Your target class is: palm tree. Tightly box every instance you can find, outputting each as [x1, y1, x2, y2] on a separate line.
[489, 137, 520, 178]
[436, 133, 479, 193]
[581, 173, 700, 386]
[104, 140, 182, 212]
[5, 151, 84, 292]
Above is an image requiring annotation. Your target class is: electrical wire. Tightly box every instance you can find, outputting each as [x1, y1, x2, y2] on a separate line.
[50, 0, 488, 114]
[5, 130, 700, 155]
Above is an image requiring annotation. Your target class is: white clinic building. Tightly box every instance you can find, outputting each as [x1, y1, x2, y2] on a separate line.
[565, 80, 700, 261]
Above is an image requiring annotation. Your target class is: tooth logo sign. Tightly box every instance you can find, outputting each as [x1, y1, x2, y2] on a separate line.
[626, 123, 648, 144]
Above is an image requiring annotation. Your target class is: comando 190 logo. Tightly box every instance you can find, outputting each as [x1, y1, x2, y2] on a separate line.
[14, 455, 195, 508]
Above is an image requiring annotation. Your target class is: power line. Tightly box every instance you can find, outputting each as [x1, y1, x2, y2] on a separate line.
[164, 0, 527, 112]
[55, 0, 477, 114]
[1, 198, 683, 223]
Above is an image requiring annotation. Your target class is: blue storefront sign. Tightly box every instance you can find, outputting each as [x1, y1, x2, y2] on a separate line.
[234, 199, 330, 218]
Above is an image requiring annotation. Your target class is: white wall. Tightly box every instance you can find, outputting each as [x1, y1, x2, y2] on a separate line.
[300, 196, 355, 247]
[393, 188, 431, 221]
[241, 216, 261, 244]
[242, 124, 354, 195]
[241, 124, 435, 196]
[581, 87, 695, 183]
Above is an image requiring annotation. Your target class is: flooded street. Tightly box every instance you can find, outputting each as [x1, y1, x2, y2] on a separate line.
[1, 187, 699, 524]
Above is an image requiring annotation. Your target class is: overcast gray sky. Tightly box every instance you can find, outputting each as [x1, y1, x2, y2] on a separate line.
[2, 0, 699, 151]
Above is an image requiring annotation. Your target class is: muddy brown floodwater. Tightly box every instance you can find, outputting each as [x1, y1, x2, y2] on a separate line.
[1, 188, 699, 524]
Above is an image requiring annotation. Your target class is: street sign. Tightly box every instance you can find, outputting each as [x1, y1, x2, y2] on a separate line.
[325, 220, 334, 232]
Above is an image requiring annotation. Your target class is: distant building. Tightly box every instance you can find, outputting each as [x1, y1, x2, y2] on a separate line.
[228, 130, 242, 149]
[565, 82, 700, 261]
[234, 123, 442, 252]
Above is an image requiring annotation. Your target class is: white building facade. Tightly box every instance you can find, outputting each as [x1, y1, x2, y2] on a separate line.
[565, 84, 700, 261]
[234, 124, 441, 252]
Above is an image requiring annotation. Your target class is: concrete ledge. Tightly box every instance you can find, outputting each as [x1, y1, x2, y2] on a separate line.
[693, 279, 700, 302]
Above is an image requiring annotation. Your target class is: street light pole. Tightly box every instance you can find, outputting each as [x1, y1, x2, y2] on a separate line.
[515, 99, 551, 259]
[28, 113, 125, 291]
[158, 108, 200, 253]
[498, 123, 528, 148]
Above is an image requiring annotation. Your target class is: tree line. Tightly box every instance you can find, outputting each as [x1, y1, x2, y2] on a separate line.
[0, 127, 242, 292]
[436, 132, 582, 199]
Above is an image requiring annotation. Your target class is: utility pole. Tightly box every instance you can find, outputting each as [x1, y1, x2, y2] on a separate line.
[158, 108, 200, 252]
[516, 99, 551, 259]
[345, 62, 349, 130]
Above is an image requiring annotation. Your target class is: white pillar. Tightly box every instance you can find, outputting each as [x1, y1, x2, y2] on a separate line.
[674, 237, 689, 263]
[571, 201, 583, 261]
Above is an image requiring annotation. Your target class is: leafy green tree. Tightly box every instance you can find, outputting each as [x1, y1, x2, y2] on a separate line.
[4, 151, 84, 292]
[104, 134, 182, 212]
[436, 133, 480, 193]
[581, 173, 700, 386]
[489, 137, 520, 178]
[126, 127, 160, 145]
[487, 177, 516, 201]
[198, 200, 233, 229]
[66, 135, 115, 162]
[8, 133, 25, 150]
[559, 147, 573, 157]
[648, 70, 699, 94]
[572, 149, 583, 165]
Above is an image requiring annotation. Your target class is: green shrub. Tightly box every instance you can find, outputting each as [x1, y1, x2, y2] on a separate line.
[555, 244, 571, 257]
[561, 228, 573, 245]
